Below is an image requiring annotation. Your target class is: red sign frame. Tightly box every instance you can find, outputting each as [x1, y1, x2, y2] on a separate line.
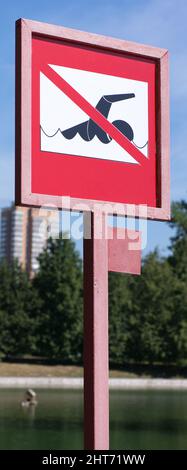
[15, 18, 170, 220]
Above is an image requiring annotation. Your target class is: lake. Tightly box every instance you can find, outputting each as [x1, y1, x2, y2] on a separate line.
[0, 389, 187, 449]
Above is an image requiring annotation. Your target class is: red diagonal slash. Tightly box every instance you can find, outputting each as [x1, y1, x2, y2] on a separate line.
[41, 64, 148, 165]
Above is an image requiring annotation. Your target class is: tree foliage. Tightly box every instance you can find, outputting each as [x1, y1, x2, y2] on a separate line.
[168, 200, 187, 281]
[109, 272, 133, 366]
[0, 200, 187, 367]
[0, 260, 38, 358]
[33, 237, 83, 362]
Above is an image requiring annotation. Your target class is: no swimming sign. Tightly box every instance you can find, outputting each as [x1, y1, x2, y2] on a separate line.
[15, 19, 170, 220]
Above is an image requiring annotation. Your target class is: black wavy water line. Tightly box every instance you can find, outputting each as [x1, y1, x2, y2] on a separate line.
[40, 125, 148, 150]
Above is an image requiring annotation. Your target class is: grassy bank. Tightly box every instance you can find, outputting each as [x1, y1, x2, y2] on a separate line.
[0, 363, 137, 378]
[0, 362, 187, 378]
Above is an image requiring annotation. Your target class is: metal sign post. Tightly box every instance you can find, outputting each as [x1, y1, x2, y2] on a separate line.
[83, 211, 141, 449]
[84, 212, 109, 449]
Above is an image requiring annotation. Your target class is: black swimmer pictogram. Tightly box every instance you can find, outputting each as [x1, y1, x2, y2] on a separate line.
[41, 93, 148, 150]
[62, 93, 135, 143]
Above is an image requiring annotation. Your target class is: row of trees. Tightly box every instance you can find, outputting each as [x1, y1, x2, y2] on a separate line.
[0, 201, 187, 366]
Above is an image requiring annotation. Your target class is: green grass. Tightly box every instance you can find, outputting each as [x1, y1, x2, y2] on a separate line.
[0, 362, 187, 378]
[0, 363, 138, 378]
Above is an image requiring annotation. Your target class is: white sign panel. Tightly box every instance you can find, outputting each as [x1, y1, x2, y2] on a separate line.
[40, 65, 148, 165]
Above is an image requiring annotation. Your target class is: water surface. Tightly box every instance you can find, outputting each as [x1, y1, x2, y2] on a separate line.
[0, 389, 187, 449]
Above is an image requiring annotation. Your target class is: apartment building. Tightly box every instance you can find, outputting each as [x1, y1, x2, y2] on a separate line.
[0, 204, 59, 275]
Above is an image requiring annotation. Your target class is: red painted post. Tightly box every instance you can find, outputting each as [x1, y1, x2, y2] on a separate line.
[83, 211, 109, 450]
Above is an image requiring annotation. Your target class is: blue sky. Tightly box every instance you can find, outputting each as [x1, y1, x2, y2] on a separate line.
[1, 0, 187, 255]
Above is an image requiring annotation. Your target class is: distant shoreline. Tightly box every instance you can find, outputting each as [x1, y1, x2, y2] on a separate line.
[1, 377, 187, 389]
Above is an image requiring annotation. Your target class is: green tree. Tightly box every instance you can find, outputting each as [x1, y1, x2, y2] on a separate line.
[167, 200, 187, 361]
[0, 260, 38, 358]
[127, 251, 186, 364]
[170, 200, 187, 241]
[168, 200, 187, 280]
[33, 237, 83, 362]
[109, 272, 133, 366]
[108, 200, 187, 366]
[109, 251, 187, 366]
